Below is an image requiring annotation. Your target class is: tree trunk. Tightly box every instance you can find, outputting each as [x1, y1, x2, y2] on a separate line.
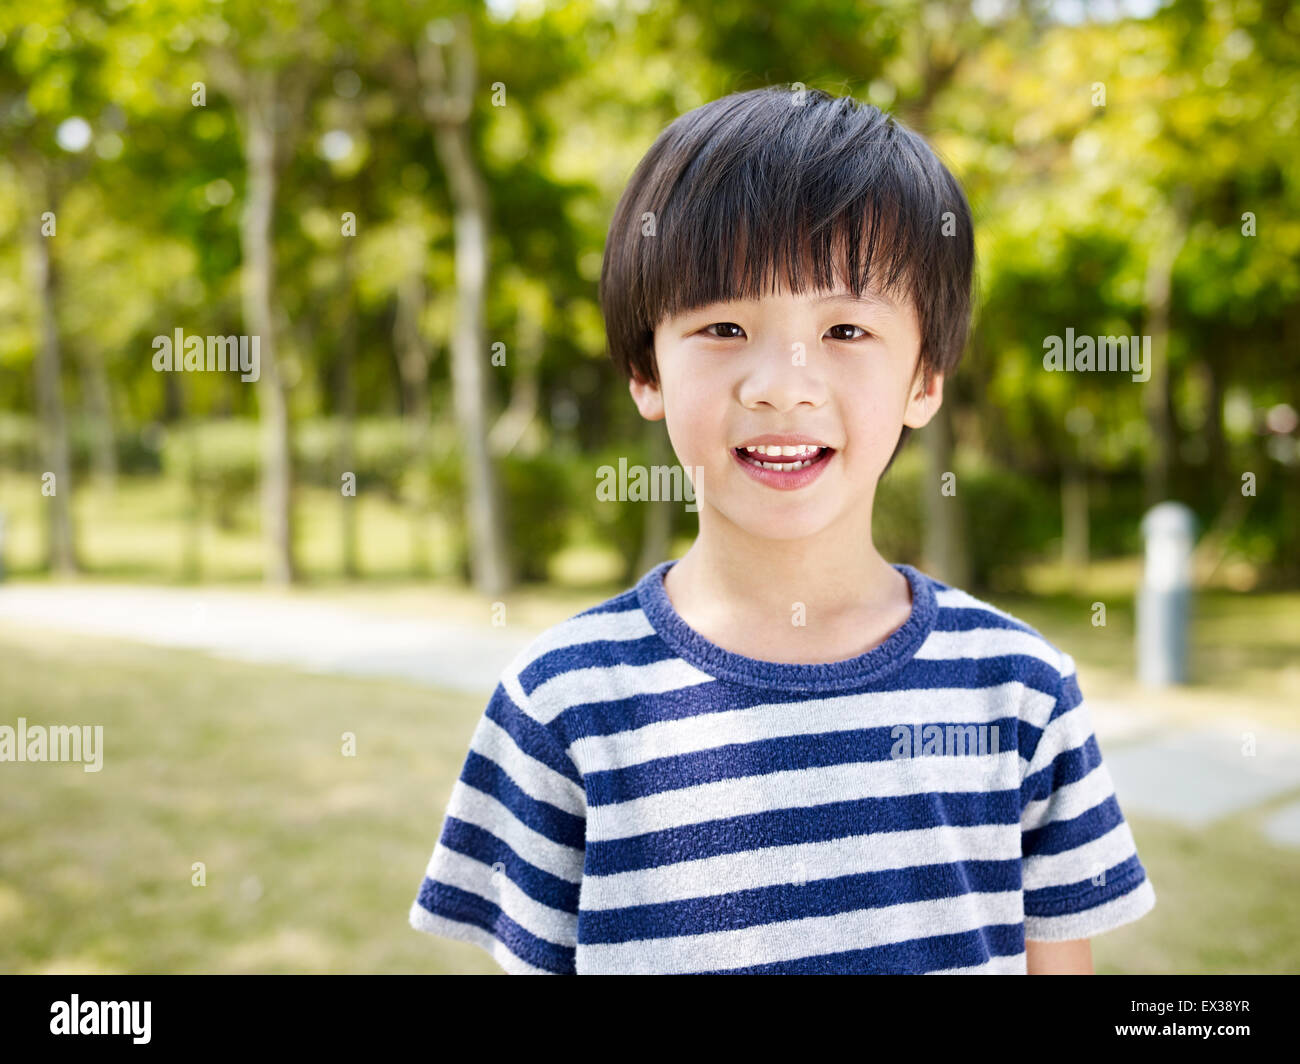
[181, 401, 202, 582]
[1061, 453, 1089, 576]
[338, 240, 359, 579]
[395, 271, 432, 425]
[79, 349, 117, 494]
[395, 270, 433, 575]
[488, 298, 542, 458]
[923, 401, 970, 587]
[443, 171, 507, 593]
[25, 189, 77, 575]
[1202, 354, 1225, 492]
[906, 46, 971, 591]
[420, 15, 511, 596]
[239, 71, 296, 585]
[392, 269, 434, 577]
[1142, 195, 1190, 509]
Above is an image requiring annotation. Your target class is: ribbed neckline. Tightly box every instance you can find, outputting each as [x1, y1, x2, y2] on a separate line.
[635, 558, 938, 692]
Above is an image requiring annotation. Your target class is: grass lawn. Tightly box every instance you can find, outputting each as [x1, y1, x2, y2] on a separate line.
[0, 623, 499, 975]
[1, 622, 1296, 974]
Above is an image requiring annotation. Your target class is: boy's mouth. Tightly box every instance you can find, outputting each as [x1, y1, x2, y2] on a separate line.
[733, 443, 834, 471]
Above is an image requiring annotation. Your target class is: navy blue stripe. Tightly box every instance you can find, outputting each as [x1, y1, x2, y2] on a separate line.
[1023, 791, 1126, 858]
[558, 657, 1060, 741]
[1021, 733, 1103, 809]
[585, 718, 1018, 807]
[435, 817, 582, 913]
[415, 879, 575, 973]
[1024, 860, 1146, 916]
[586, 790, 1021, 875]
[575, 593, 640, 616]
[518, 635, 682, 696]
[459, 750, 585, 848]
[483, 683, 581, 787]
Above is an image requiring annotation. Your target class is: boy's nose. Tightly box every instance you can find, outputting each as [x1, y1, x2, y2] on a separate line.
[737, 338, 830, 411]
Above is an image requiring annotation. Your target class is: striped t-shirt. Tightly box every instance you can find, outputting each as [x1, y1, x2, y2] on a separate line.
[409, 559, 1156, 974]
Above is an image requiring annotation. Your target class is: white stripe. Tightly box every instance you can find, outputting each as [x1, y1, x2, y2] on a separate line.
[581, 823, 1020, 910]
[497, 615, 665, 732]
[915, 627, 1060, 668]
[422, 846, 578, 947]
[440, 780, 584, 882]
[1022, 819, 1140, 891]
[1020, 679, 1070, 734]
[505, 607, 654, 672]
[1024, 877, 1156, 942]
[933, 587, 1036, 629]
[501, 670, 532, 720]
[576, 890, 1026, 974]
[470, 713, 585, 817]
[1058, 649, 1078, 681]
[1021, 759, 1117, 833]
[525, 658, 716, 724]
[588, 751, 1019, 842]
[572, 683, 1031, 773]
[409, 902, 560, 974]
[1021, 700, 1096, 781]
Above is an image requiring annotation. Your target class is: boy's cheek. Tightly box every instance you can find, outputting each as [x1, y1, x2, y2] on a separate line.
[663, 378, 722, 439]
[663, 415, 713, 470]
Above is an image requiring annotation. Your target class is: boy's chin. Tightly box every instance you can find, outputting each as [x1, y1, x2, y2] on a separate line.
[723, 507, 842, 542]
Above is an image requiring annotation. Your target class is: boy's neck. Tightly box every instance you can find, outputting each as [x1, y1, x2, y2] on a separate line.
[661, 529, 912, 665]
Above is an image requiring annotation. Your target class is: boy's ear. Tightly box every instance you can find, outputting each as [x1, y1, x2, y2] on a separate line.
[629, 375, 666, 421]
[903, 369, 944, 429]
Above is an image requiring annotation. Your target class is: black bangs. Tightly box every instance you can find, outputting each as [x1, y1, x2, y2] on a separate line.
[650, 97, 920, 322]
[600, 85, 974, 391]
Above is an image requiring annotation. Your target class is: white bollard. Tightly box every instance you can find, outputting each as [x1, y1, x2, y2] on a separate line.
[1136, 502, 1197, 687]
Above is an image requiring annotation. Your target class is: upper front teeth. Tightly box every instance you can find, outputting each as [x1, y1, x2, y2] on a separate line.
[743, 444, 822, 457]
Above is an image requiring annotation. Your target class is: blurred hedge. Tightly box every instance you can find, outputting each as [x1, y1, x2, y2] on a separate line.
[8, 413, 1291, 586]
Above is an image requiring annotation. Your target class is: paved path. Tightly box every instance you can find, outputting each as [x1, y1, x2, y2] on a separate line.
[0, 583, 538, 694]
[2, 582, 1298, 845]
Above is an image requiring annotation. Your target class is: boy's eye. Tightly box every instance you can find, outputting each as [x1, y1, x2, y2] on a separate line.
[699, 322, 871, 341]
[704, 322, 745, 339]
[827, 324, 870, 341]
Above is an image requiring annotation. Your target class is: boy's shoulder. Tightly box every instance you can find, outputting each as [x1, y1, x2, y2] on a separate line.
[917, 566, 1080, 700]
[516, 572, 656, 667]
[495, 565, 674, 721]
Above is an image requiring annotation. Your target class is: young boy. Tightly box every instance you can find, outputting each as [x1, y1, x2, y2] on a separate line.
[408, 86, 1156, 974]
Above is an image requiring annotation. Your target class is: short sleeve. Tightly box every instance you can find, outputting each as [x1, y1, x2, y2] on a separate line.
[1019, 651, 1156, 941]
[409, 679, 586, 974]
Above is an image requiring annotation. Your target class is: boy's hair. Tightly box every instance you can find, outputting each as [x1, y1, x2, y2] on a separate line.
[600, 85, 975, 470]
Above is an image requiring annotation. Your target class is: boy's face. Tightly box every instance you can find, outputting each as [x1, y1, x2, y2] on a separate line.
[630, 281, 943, 542]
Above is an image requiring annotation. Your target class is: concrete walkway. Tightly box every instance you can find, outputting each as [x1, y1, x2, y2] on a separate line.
[0, 583, 538, 694]
[2, 582, 1298, 845]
